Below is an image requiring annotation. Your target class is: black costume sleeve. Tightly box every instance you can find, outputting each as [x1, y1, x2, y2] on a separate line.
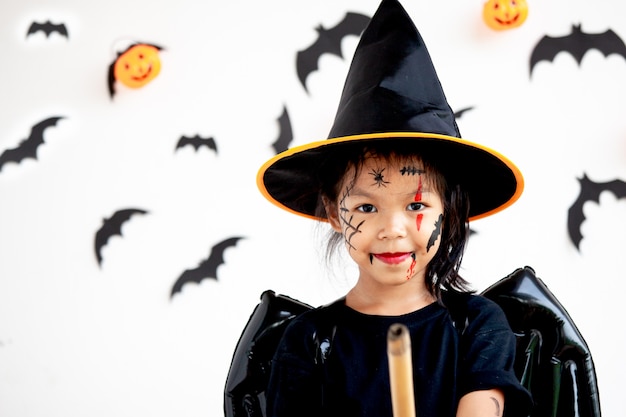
[457, 296, 533, 417]
[266, 313, 323, 417]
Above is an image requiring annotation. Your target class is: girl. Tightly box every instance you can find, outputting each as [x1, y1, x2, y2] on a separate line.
[256, 0, 532, 416]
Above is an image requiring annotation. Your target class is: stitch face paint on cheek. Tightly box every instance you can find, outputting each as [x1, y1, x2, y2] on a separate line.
[426, 214, 443, 252]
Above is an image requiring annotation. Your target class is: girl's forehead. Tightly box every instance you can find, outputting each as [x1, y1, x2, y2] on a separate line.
[358, 155, 426, 174]
[342, 155, 435, 187]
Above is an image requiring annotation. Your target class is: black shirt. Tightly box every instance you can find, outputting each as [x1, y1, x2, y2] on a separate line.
[267, 293, 532, 417]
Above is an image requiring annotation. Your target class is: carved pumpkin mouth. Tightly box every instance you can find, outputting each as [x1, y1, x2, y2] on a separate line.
[495, 13, 520, 25]
[131, 65, 153, 81]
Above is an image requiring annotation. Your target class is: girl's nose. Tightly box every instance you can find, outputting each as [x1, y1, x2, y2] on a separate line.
[377, 211, 408, 240]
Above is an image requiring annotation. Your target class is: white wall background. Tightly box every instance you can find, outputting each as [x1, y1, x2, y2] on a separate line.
[1, 0, 625, 415]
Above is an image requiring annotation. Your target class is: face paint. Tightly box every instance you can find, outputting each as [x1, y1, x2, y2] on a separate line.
[405, 252, 416, 280]
[370, 167, 390, 187]
[426, 214, 443, 252]
[414, 176, 423, 231]
[339, 184, 364, 251]
[400, 166, 424, 176]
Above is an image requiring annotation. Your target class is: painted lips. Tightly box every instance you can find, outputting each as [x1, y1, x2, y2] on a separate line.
[373, 252, 412, 265]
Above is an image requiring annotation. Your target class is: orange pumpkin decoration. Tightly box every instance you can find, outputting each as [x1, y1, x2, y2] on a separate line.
[483, 0, 528, 31]
[113, 43, 162, 89]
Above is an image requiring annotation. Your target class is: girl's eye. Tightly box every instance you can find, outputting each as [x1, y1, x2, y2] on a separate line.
[357, 204, 377, 213]
[408, 202, 423, 211]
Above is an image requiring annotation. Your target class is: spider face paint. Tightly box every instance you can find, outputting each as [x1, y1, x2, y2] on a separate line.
[370, 167, 390, 187]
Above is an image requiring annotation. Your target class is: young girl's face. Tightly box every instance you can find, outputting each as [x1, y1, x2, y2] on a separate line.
[327, 155, 445, 287]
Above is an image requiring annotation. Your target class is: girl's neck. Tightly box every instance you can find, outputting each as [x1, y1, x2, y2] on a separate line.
[345, 281, 435, 316]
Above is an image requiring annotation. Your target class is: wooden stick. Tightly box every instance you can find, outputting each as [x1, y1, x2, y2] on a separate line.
[387, 323, 417, 417]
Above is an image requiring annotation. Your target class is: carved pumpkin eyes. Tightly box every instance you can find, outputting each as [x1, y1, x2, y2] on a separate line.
[483, 0, 528, 31]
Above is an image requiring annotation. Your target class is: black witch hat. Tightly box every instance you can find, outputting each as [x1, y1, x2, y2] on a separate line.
[257, 0, 523, 221]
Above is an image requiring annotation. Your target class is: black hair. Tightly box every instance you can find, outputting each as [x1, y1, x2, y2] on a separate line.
[313, 140, 473, 301]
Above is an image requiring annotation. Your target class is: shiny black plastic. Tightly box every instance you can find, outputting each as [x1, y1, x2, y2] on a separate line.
[483, 266, 601, 417]
[224, 267, 602, 417]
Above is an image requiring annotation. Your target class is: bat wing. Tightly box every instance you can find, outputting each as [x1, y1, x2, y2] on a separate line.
[94, 208, 148, 266]
[170, 264, 214, 297]
[567, 173, 626, 250]
[26, 21, 68, 38]
[530, 33, 571, 75]
[453, 106, 474, 120]
[271, 106, 293, 154]
[590, 28, 626, 59]
[175, 135, 217, 152]
[224, 290, 314, 417]
[170, 236, 243, 297]
[296, 12, 370, 92]
[482, 266, 601, 417]
[0, 116, 64, 172]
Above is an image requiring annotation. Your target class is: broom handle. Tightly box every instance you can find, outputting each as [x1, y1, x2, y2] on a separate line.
[387, 323, 417, 417]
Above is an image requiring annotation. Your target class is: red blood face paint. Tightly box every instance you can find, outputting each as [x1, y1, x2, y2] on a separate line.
[414, 176, 423, 201]
[415, 177, 423, 231]
[406, 253, 416, 280]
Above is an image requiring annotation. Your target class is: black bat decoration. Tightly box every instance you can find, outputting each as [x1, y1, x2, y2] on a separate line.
[567, 173, 626, 251]
[453, 106, 474, 119]
[296, 12, 370, 93]
[0, 116, 64, 173]
[26, 21, 69, 39]
[271, 105, 293, 154]
[94, 208, 148, 267]
[171, 237, 244, 298]
[530, 24, 626, 76]
[175, 135, 218, 153]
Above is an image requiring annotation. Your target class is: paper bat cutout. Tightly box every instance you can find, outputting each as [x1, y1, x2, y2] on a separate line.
[175, 135, 217, 153]
[94, 208, 148, 267]
[482, 266, 601, 417]
[224, 266, 602, 417]
[0, 116, 64, 173]
[567, 173, 626, 251]
[26, 21, 69, 39]
[271, 106, 293, 154]
[296, 12, 370, 93]
[170, 236, 244, 298]
[453, 106, 474, 119]
[530, 24, 626, 76]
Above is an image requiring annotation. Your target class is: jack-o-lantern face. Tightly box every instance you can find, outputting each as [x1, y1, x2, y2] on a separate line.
[113, 44, 162, 89]
[483, 0, 528, 31]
